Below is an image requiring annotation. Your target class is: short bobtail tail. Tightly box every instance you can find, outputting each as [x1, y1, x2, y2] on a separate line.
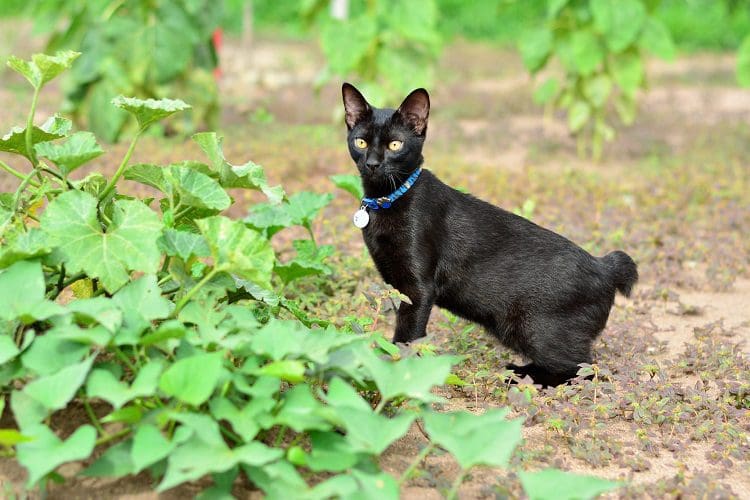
[602, 250, 638, 297]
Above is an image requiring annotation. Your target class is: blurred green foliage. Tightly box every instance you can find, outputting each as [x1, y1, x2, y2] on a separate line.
[0, 0, 246, 142]
[519, 0, 676, 159]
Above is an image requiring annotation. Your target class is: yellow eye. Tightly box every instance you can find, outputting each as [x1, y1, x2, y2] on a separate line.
[354, 138, 367, 149]
[388, 140, 403, 151]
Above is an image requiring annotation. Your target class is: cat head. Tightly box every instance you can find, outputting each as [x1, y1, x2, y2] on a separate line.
[342, 83, 430, 196]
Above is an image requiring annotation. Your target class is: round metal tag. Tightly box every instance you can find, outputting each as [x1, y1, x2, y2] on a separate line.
[352, 208, 369, 228]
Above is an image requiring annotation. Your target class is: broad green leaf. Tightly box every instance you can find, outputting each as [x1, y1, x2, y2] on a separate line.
[16, 423, 96, 487]
[556, 31, 604, 76]
[518, 28, 553, 73]
[329, 173, 364, 200]
[67, 297, 123, 332]
[312, 470, 400, 500]
[131, 424, 190, 473]
[124, 163, 168, 192]
[320, 16, 377, 74]
[166, 165, 231, 211]
[0, 124, 67, 160]
[568, 100, 591, 133]
[159, 436, 281, 491]
[533, 77, 559, 105]
[209, 396, 271, 442]
[34, 131, 104, 175]
[591, 0, 645, 52]
[257, 360, 306, 383]
[7, 51, 80, 88]
[112, 96, 191, 130]
[159, 352, 224, 406]
[273, 384, 333, 432]
[158, 228, 210, 260]
[80, 440, 135, 477]
[274, 240, 333, 284]
[336, 406, 415, 455]
[10, 391, 47, 430]
[0, 336, 20, 365]
[196, 215, 274, 289]
[639, 17, 675, 61]
[193, 132, 284, 202]
[23, 356, 95, 412]
[248, 320, 358, 364]
[325, 377, 371, 412]
[20, 329, 89, 375]
[242, 460, 309, 498]
[87, 361, 162, 409]
[244, 202, 293, 237]
[362, 353, 457, 402]
[0, 228, 50, 269]
[112, 275, 173, 342]
[518, 468, 622, 500]
[303, 431, 362, 472]
[285, 191, 332, 227]
[423, 409, 523, 469]
[611, 51, 643, 97]
[42, 191, 164, 293]
[40, 114, 73, 136]
[737, 35, 750, 88]
[0, 260, 64, 323]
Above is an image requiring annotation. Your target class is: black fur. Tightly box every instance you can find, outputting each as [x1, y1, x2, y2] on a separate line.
[342, 83, 638, 386]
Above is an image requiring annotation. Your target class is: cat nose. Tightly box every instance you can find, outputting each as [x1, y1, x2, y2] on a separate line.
[366, 158, 381, 170]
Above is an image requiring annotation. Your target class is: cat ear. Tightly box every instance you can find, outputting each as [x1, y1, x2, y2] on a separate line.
[342, 83, 372, 129]
[397, 88, 430, 135]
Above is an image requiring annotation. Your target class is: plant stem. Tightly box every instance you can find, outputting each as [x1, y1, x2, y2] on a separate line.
[12, 165, 41, 216]
[99, 128, 143, 202]
[273, 425, 288, 447]
[48, 272, 86, 300]
[374, 397, 389, 414]
[81, 393, 106, 436]
[113, 345, 138, 373]
[172, 268, 219, 317]
[446, 469, 468, 500]
[0, 160, 39, 187]
[95, 427, 131, 447]
[25, 85, 41, 172]
[399, 442, 435, 485]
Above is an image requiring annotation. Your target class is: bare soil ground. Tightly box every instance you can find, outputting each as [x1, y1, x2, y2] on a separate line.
[1, 32, 748, 498]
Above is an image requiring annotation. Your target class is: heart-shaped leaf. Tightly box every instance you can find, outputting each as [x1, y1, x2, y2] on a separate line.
[42, 191, 163, 293]
[112, 96, 191, 130]
[16, 423, 96, 486]
[87, 361, 162, 409]
[334, 407, 415, 455]
[22, 356, 95, 413]
[0, 121, 68, 160]
[0, 260, 65, 323]
[362, 353, 457, 403]
[423, 409, 523, 469]
[159, 352, 224, 406]
[274, 240, 333, 284]
[158, 229, 210, 261]
[518, 468, 622, 500]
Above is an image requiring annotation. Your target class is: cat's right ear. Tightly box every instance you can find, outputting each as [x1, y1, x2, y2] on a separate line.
[342, 83, 372, 129]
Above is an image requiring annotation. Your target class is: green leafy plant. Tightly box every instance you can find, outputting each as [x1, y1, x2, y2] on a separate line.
[305, 0, 443, 103]
[519, 0, 676, 159]
[0, 51, 620, 498]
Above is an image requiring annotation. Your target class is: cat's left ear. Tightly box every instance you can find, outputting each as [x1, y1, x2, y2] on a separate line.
[342, 83, 372, 130]
[397, 88, 430, 135]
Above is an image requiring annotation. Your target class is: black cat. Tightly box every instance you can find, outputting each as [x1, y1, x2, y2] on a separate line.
[341, 83, 638, 386]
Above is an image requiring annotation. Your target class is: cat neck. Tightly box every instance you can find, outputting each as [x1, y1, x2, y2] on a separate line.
[361, 163, 425, 199]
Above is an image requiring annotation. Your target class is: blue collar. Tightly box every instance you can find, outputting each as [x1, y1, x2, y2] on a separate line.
[361, 168, 422, 210]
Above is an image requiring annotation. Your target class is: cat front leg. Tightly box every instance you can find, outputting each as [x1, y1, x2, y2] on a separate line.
[393, 288, 435, 343]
